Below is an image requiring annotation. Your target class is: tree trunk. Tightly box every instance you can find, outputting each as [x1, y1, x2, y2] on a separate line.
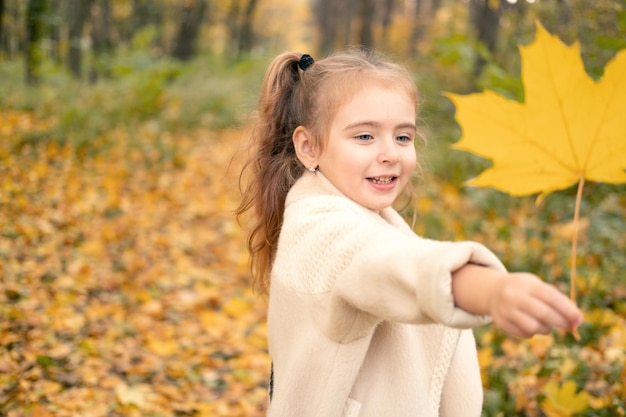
[5, 0, 22, 57]
[47, 0, 61, 64]
[68, 0, 94, 79]
[317, 0, 357, 52]
[130, 0, 164, 48]
[380, 0, 394, 49]
[340, 0, 354, 47]
[0, 0, 5, 56]
[238, 0, 258, 56]
[409, 0, 440, 55]
[90, 0, 112, 82]
[357, 0, 374, 48]
[132, 0, 152, 32]
[318, 0, 335, 54]
[25, 0, 47, 85]
[171, 0, 207, 61]
[226, 0, 240, 57]
[556, 0, 572, 31]
[469, 0, 500, 77]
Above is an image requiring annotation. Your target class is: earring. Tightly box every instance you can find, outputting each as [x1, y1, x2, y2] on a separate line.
[308, 165, 317, 173]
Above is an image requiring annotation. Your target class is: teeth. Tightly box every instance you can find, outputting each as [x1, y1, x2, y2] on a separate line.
[370, 177, 394, 184]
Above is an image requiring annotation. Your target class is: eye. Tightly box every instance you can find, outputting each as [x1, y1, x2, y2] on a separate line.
[396, 135, 413, 144]
[355, 134, 374, 141]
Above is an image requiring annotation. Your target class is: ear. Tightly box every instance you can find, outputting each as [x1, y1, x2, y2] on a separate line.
[293, 126, 318, 169]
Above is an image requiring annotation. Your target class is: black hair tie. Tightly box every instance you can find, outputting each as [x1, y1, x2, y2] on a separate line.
[298, 54, 315, 71]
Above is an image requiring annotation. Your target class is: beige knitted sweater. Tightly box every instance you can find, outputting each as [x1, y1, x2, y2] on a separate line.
[267, 171, 506, 417]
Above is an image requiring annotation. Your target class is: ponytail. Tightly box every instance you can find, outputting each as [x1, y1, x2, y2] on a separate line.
[237, 52, 306, 294]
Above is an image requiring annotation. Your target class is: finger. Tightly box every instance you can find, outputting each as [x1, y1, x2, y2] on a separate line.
[493, 306, 552, 338]
[496, 318, 549, 339]
[492, 317, 526, 339]
[512, 309, 552, 337]
[533, 284, 583, 327]
[522, 296, 572, 330]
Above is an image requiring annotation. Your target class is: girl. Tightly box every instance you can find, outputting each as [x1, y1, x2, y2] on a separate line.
[237, 49, 582, 417]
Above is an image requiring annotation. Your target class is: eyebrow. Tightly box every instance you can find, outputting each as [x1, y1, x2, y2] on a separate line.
[343, 121, 417, 131]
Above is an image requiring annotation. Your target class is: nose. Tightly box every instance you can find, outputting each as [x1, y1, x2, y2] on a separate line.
[377, 137, 400, 164]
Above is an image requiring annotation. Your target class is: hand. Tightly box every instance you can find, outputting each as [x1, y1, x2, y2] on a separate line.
[488, 272, 583, 338]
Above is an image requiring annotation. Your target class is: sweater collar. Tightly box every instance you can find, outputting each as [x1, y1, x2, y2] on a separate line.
[286, 170, 345, 205]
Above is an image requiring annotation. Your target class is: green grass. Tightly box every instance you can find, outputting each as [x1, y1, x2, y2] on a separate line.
[0, 51, 265, 156]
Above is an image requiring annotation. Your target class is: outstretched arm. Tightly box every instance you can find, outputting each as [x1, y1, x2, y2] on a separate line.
[451, 264, 583, 338]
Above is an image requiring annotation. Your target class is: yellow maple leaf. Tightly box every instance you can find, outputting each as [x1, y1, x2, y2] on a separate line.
[540, 380, 590, 417]
[445, 22, 626, 311]
[446, 21, 626, 198]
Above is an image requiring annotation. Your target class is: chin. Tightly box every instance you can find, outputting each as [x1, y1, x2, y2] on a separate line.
[363, 201, 393, 211]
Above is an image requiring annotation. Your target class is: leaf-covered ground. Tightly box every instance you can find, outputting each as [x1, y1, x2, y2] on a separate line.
[0, 111, 269, 416]
[1, 110, 624, 416]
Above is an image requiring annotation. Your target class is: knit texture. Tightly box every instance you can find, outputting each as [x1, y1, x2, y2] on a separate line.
[428, 328, 461, 416]
[266, 171, 507, 417]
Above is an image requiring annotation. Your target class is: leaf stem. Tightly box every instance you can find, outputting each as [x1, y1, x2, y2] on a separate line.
[570, 176, 585, 303]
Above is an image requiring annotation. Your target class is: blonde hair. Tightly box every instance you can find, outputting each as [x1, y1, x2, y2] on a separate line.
[237, 48, 419, 294]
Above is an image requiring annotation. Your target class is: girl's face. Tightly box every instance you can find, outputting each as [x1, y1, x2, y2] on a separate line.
[316, 84, 417, 211]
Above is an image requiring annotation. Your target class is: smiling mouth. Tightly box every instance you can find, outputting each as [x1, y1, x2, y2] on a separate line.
[368, 176, 397, 184]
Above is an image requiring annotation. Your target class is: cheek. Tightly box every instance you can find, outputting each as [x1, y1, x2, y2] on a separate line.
[404, 150, 418, 171]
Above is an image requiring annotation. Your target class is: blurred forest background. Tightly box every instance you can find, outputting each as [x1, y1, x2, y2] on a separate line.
[1, 0, 625, 416]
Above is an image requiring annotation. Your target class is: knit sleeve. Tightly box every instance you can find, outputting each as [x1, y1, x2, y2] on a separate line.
[272, 196, 505, 343]
[333, 234, 504, 329]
